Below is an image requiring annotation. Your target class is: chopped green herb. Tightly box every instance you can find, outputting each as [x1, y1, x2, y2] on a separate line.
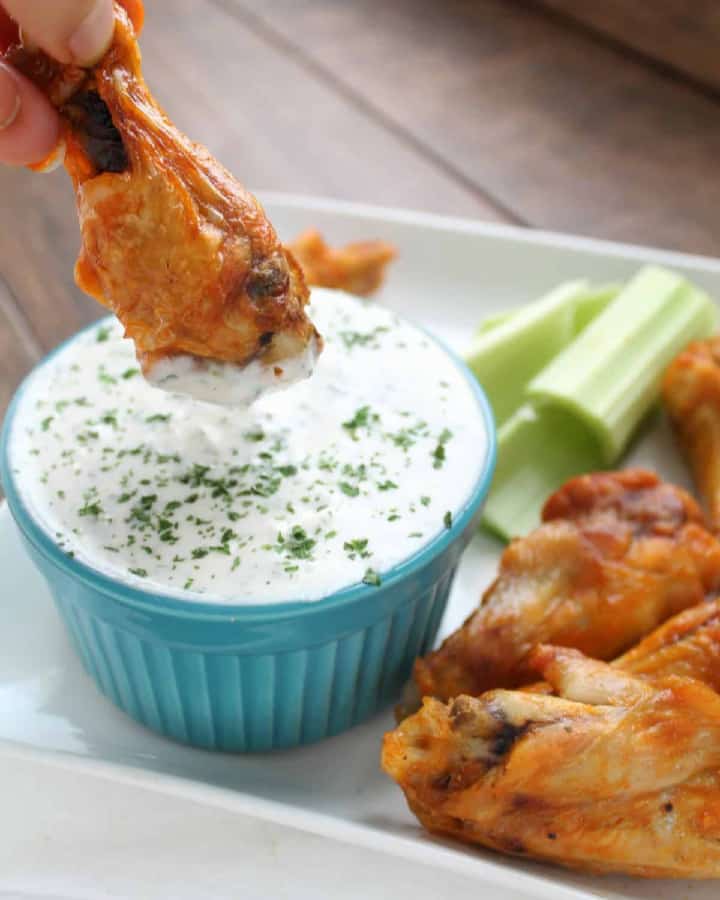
[78, 500, 103, 517]
[362, 568, 382, 587]
[344, 538, 370, 560]
[339, 481, 360, 497]
[41, 416, 54, 432]
[122, 368, 140, 380]
[342, 405, 378, 438]
[432, 428, 453, 469]
[145, 413, 171, 424]
[420, 495, 431, 506]
[444, 510, 453, 529]
[277, 525, 316, 560]
[129, 567, 148, 578]
[96, 325, 111, 343]
[338, 325, 389, 350]
[378, 480, 398, 491]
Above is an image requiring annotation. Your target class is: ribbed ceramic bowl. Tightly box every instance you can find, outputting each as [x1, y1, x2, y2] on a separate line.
[1, 325, 496, 753]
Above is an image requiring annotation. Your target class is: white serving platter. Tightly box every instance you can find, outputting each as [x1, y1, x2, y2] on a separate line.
[2, 194, 720, 900]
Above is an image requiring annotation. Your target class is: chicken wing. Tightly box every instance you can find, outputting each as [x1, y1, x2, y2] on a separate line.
[3, 2, 320, 395]
[663, 337, 720, 529]
[287, 229, 397, 297]
[383, 638, 720, 878]
[413, 469, 720, 702]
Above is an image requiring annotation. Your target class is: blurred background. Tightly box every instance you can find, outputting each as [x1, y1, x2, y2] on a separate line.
[1, 0, 718, 418]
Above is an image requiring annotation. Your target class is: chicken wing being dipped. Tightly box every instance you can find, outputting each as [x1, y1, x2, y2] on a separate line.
[3, 1, 320, 405]
[288, 229, 397, 297]
[383, 636, 720, 878]
[664, 337, 720, 529]
[412, 469, 720, 703]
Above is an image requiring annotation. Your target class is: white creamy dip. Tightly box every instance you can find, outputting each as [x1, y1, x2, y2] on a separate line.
[146, 336, 320, 406]
[10, 289, 488, 604]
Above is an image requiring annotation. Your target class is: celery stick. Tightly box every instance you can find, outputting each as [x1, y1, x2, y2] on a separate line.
[572, 283, 622, 332]
[475, 309, 515, 334]
[474, 283, 620, 338]
[482, 405, 603, 541]
[527, 266, 718, 463]
[465, 280, 590, 425]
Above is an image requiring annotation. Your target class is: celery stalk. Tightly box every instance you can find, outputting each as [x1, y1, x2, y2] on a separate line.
[527, 266, 718, 463]
[475, 310, 515, 334]
[572, 283, 622, 332]
[464, 280, 590, 425]
[474, 283, 620, 338]
[482, 405, 603, 541]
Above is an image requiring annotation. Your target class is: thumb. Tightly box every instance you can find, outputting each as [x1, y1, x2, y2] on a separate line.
[2, 0, 115, 67]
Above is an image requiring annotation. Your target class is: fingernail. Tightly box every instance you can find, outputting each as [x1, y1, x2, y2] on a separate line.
[0, 64, 20, 131]
[67, 0, 114, 67]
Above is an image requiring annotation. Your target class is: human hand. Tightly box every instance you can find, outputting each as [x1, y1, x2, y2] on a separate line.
[0, 0, 114, 165]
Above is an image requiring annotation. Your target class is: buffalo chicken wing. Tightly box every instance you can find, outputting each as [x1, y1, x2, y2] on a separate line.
[288, 229, 396, 297]
[413, 469, 720, 702]
[4, 1, 320, 394]
[664, 337, 720, 529]
[383, 621, 720, 878]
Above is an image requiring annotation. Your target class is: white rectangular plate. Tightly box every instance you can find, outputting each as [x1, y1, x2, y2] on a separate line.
[3, 195, 720, 899]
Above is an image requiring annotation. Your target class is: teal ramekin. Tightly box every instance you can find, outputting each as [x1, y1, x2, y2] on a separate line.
[0, 321, 496, 752]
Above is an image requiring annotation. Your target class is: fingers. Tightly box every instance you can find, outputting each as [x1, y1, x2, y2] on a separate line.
[2, 0, 115, 66]
[0, 63, 59, 165]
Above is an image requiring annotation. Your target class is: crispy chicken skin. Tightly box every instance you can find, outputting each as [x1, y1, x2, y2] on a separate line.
[663, 337, 720, 530]
[287, 229, 397, 297]
[4, 1, 319, 377]
[383, 632, 720, 878]
[526, 598, 720, 695]
[413, 470, 720, 702]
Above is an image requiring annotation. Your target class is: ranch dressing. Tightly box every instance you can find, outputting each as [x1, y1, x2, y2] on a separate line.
[10, 290, 488, 603]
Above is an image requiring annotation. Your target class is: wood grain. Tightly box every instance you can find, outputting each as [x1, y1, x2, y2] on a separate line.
[533, 0, 720, 93]
[2, 0, 720, 425]
[0, 0, 506, 388]
[231, 0, 720, 255]
[0, 276, 41, 423]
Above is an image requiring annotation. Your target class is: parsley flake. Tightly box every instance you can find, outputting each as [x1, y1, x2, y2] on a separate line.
[362, 568, 382, 587]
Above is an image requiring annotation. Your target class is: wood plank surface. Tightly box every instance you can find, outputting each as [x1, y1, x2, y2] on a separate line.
[0, 0, 507, 417]
[0, 276, 40, 420]
[1, 0, 720, 426]
[231, 0, 720, 255]
[534, 0, 720, 93]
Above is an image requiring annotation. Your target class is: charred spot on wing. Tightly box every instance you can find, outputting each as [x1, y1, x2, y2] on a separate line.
[259, 331, 274, 347]
[448, 696, 477, 730]
[485, 700, 534, 760]
[246, 258, 290, 303]
[490, 719, 532, 758]
[64, 92, 128, 174]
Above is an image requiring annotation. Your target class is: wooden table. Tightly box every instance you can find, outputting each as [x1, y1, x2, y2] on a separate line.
[1, 0, 719, 421]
